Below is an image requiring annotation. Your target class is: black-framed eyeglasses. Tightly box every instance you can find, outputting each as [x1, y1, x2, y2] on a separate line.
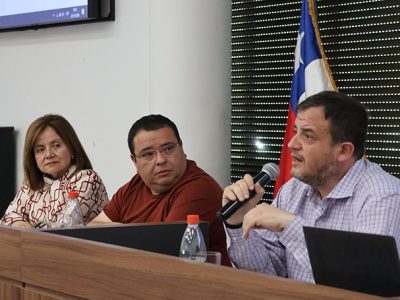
[134, 143, 180, 162]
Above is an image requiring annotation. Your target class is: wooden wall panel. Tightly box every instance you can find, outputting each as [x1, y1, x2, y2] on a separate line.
[0, 277, 21, 300]
[0, 226, 391, 300]
[20, 230, 385, 300]
[22, 285, 85, 300]
[0, 226, 21, 281]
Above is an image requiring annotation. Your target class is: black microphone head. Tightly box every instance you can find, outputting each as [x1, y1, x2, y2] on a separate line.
[261, 163, 280, 180]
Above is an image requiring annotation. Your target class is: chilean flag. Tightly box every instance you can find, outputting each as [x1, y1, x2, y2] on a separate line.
[273, 0, 337, 197]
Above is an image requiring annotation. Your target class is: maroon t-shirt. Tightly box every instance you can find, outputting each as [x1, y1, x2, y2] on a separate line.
[103, 160, 230, 266]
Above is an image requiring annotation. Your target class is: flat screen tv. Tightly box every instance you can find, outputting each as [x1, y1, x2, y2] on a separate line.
[0, 0, 114, 32]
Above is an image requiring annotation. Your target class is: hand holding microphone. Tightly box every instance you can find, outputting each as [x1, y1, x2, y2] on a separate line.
[217, 163, 280, 222]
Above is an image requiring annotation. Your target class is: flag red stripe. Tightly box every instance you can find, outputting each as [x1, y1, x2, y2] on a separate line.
[273, 107, 296, 197]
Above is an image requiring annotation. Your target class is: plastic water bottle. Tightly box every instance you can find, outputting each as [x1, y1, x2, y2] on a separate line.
[63, 191, 84, 227]
[179, 215, 207, 262]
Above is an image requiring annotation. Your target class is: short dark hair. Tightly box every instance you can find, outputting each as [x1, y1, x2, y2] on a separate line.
[297, 91, 368, 160]
[127, 114, 182, 154]
[23, 114, 92, 190]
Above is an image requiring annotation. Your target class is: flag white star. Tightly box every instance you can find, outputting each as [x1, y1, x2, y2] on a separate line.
[294, 31, 304, 73]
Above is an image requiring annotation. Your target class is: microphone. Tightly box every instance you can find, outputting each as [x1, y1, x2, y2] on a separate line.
[217, 163, 280, 221]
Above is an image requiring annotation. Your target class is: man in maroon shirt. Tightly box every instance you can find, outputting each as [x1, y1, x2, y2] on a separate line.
[90, 114, 230, 265]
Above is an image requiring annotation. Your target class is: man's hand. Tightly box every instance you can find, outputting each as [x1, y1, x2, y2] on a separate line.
[88, 211, 122, 226]
[222, 174, 265, 225]
[242, 203, 295, 238]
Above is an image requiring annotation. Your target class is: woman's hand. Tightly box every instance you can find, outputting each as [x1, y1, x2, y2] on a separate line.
[11, 221, 33, 229]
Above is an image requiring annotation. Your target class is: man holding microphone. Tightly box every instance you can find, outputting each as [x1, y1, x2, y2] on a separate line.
[222, 91, 400, 282]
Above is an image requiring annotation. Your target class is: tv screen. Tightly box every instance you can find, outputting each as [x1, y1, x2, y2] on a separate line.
[0, 0, 114, 32]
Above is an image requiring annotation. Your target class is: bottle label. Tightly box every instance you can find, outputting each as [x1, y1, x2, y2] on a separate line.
[63, 199, 84, 227]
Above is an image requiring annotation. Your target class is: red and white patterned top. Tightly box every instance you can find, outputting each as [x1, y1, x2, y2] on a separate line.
[1, 165, 109, 228]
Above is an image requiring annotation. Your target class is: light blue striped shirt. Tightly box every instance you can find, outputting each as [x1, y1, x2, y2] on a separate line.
[227, 159, 400, 282]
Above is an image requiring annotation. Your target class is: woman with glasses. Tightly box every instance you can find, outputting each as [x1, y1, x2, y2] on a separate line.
[1, 114, 109, 228]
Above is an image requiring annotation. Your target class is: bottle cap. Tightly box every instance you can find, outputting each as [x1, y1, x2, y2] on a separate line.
[68, 191, 79, 199]
[187, 214, 200, 224]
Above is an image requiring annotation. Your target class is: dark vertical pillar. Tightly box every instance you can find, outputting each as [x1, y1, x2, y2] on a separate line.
[0, 127, 15, 217]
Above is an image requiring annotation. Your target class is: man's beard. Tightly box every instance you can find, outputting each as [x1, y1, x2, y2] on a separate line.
[293, 158, 337, 189]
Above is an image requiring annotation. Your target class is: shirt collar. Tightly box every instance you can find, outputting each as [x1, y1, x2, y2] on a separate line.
[305, 159, 366, 202]
[43, 165, 77, 185]
[325, 159, 365, 199]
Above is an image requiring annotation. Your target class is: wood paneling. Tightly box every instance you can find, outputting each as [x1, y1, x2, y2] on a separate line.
[22, 285, 85, 300]
[0, 277, 21, 300]
[20, 230, 385, 300]
[0, 226, 391, 300]
[0, 226, 21, 281]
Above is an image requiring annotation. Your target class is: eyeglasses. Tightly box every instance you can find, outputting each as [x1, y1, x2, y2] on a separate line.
[134, 143, 179, 162]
